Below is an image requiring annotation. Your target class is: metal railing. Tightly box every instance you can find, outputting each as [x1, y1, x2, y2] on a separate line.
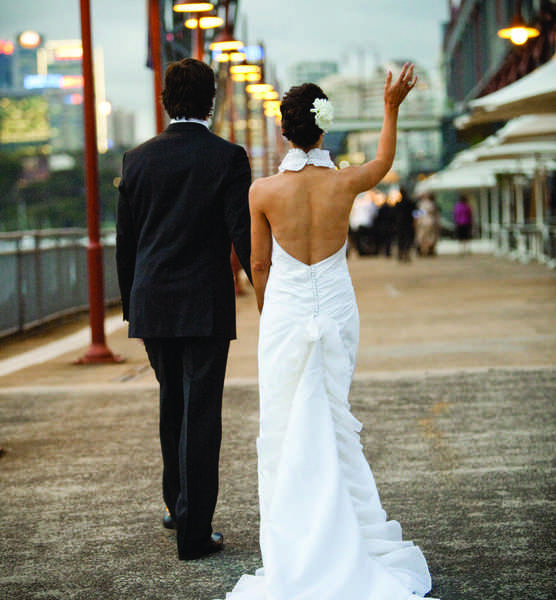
[0, 229, 119, 338]
[485, 220, 556, 269]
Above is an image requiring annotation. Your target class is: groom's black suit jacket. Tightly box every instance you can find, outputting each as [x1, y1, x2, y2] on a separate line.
[116, 122, 252, 339]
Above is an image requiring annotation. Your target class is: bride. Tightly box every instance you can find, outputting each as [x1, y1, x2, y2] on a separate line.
[222, 63, 438, 600]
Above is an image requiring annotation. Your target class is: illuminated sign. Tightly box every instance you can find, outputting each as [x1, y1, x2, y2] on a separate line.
[213, 45, 263, 64]
[18, 31, 42, 49]
[23, 74, 84, 90]
[64, 93, 83, 105]
[244, 45, 264, 62]
[0, 95, 51, 145]
[24, 74, 63, 89]
[0, 40, 14, 56]
[54, 46, 83, 61]
[60, 75, 83, 89]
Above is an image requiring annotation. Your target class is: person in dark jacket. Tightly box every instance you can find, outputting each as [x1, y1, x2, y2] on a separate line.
[374, 196, 395, 257]
[394, 186, 416, 262]
[116, 58, 251, 561]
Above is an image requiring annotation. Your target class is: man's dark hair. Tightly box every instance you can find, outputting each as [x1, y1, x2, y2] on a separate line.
[280, 83, 328, 151]
[161, 58, 216, 120]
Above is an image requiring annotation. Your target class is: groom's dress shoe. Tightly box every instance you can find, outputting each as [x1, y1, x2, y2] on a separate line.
[179, 532, 224, 560]
[162, 507, 177, 530]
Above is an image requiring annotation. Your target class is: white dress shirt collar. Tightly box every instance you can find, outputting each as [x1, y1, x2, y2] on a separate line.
[170, 117, 209, 128]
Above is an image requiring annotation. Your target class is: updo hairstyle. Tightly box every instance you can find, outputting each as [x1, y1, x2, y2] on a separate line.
[280, 83, 328, 151]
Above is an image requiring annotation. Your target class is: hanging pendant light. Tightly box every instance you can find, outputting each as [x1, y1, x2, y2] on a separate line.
[209, 0, 243, 52]
[173, 2, 214, 12]
[210, 27, 243, 52]
[497, 2, 540, 45]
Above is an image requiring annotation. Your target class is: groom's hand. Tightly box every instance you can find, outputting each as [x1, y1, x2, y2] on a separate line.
[384, 62, 417, 108]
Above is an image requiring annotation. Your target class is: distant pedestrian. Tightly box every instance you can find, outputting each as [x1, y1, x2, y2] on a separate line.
[374, 196, 394, 257]
[416, 194, 440, 256]
[453, 195, 473, 255]
[394, 186, 416, 262]
[349, 191, 378, 255]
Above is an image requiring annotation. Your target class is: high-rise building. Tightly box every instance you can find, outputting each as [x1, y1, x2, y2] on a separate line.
[0, 40, 15, 89]
[0, 33, 110, 154]
[37, 40, 86, 153]
[14, 31, 43, 88]
[34, 38, 109, 153]
[108, 108, 136, 149]
[289, 61, 339, 86]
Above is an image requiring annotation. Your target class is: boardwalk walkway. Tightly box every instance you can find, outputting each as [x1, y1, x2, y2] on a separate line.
[1, 249, 555, 600]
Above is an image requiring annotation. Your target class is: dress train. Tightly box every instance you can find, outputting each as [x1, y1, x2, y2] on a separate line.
[221, 238, 436, 600]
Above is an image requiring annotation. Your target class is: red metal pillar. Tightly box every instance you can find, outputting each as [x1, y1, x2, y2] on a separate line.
[244, 81, 252, 162]
[259, 42, 270, 177]
[194, 14, 204, 61]
[149, 0, 164, 134]
[76, 0, 122, 363]
[227, 60, 235, 143]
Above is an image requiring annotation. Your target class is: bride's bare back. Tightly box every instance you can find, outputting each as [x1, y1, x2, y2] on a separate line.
[252, 165, 354, 266]
[250, 63, 417, 312]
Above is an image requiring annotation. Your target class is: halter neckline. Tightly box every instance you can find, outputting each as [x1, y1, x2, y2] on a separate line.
[278, 148, 336, 173]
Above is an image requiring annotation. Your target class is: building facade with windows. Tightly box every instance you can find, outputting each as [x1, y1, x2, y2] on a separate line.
[289, 61, 339, 87]
[441, 0, 555, 165]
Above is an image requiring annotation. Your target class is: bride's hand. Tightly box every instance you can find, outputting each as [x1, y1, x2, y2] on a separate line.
[384, 62, 417, 108]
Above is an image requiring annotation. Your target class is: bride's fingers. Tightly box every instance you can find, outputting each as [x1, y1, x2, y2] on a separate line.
[385, 63, 416, 100]
[384, 69, 393, 90]
[395, 63, 409, 86]
[399, 65, 416, 95]
[399, 64, 413, 87]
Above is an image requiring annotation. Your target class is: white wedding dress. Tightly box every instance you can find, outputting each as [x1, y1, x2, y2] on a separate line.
[221, 149, 436, 600]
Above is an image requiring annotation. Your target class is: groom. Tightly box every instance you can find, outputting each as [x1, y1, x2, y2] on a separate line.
[116, 58, 252, 560]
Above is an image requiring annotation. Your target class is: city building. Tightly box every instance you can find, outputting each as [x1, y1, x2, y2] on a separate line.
[442, 0, 555, 161]
[107, 108, 136, 149]
[289, 61, 339, 86]
[0, 34, 111, 155]
[15, 31, 43, 88]
[0, 39, 14, 89]
[39, 39, 109, 153]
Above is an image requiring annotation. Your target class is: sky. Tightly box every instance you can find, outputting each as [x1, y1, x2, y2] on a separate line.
[1, 0, 449, 142]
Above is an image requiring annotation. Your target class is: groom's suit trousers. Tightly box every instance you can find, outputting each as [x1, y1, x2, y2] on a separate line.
[143, 336, 230, 555]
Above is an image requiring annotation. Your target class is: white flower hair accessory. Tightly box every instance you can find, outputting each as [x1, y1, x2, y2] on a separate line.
[310, 97, 334, 132]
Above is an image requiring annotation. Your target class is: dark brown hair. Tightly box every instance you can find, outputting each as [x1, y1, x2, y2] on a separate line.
[161, 58, 215, 120]
[280, 83, 328, 150]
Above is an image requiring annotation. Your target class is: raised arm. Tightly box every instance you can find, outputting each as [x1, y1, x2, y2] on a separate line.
[249, 181, 272, 313]
[340, 63, 417, 195]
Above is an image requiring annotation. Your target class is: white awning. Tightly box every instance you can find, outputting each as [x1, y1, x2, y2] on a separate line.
[455, 57, 556, 129]
[495, 114, 556, 143]
[415, 156, 555, 195]
[474, 141, 556, 161]
[415, 165, 496, 194]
